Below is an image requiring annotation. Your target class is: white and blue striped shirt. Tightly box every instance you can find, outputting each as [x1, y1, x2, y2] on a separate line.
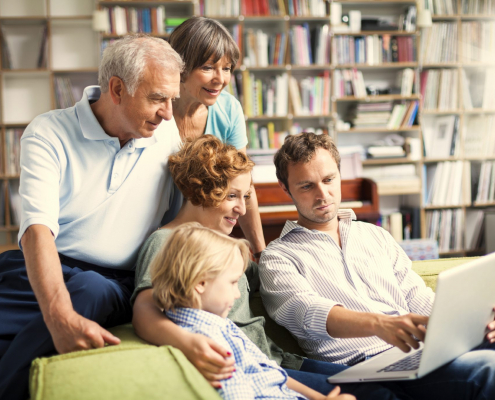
[259, 209, 435, 366]
[166, 308, 306, 400]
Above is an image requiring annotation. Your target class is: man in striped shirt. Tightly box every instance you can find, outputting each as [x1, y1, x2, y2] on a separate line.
[259, 132, 495, 400]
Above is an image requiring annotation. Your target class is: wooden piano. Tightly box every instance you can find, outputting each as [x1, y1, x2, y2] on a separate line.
[232, 178, 380, 245]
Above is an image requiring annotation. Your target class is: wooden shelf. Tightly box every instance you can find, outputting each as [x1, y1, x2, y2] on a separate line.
[290, 64, 331, 70]
[240, 65, 288, 71]
[102, 33, 170, 39]
[439, 250, 466, 256]
[52, 68, 99, 73]
[423, 157, 460, 163]
[422, 63, 460, 68]
[336, 94, 420, 102]
[472, 202, 495, 208]
[338, 126, 420, 133]
[292, 114, 332, 119]
[99, 0, 194, 4]
[362, 158, 418, 165]
[463, 109, 495, 114]
[424, 205, 465, 210]
[465, 156, 495, 161]
[333, 30, 418, 36]
[421, 109, 462, 115]
[245, 115, 287, 121]
[335, 62, 418, 69]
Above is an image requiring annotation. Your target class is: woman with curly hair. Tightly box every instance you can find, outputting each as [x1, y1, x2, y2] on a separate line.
[132, 135, 402, 400]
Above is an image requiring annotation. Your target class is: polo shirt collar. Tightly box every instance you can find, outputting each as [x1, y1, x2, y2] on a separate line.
[280, 208, 357, 239]
[75, 85, 158, 148]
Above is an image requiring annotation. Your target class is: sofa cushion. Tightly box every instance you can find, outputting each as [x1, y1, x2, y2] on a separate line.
[29, 333, 221, 400]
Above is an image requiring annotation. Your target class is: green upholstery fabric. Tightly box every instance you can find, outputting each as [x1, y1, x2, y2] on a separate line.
[30, 339, 221, 400]
[28, 257, 477, 400]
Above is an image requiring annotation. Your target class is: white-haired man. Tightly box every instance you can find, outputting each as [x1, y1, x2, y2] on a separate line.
[0, 35, 183, 400]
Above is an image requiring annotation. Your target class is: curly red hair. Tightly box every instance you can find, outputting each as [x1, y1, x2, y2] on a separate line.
[169, 135, 254, 208]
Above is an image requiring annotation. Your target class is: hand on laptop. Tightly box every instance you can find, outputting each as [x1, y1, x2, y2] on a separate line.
[375, 313, 428, 353]
[486, 306, 495, 343]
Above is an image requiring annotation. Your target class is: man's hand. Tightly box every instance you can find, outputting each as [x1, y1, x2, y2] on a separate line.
[46, 311, 120, 354]
[325, 386, 356, 400]
[180, 332, 235, 388]
[374, 313, 428, 353]
[486, 306, 495, 343]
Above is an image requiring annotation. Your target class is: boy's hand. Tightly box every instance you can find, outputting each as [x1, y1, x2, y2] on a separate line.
[181, 332, 235, 388]
[325, 386, 356, 400]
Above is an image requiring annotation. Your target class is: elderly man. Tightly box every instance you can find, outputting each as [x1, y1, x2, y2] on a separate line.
[259, 132, 495, 400]
[0, 35, 183, 400]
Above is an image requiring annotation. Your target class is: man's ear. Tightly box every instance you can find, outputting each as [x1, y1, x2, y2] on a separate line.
[278, 180, 291, 198]
[195, 281, 206, 294]
[108, 76, 125, 105]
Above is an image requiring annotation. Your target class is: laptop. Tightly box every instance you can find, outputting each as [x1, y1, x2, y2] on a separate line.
[328, 252, 495, 383]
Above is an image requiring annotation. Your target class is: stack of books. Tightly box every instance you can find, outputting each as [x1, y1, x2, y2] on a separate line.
[424, 161, 470, 206]
[347, 101, 393, 128]
[420, 69, 458, 110]
[244, 29, 287, 67]
[461, 22, 495, 63]
[289, 72, 331, 116]
[289, 24, 330, 66]
[247, 122, 288, 150]
[420, 23, 458, 64]
[101, 6, 167, 35]
[463, 116, 495, 158]
[426, 209, 464, 252]
[387, 101, 419, 129]
[241, 0, 286, 16]
[422, 115, 460, 158]
[363, 164, 420, 195]
[200, 0, 240, 16]
[332, 35, 416, 65]
[243, 73, 288, 117]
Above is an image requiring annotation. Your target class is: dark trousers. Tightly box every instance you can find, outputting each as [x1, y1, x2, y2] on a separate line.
[0, 250, 134, 400]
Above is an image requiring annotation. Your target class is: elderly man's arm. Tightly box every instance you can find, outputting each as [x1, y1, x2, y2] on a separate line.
[260, 250, 428, 353]
[22, 225, 120, 353]
[132, 289, 235, 387]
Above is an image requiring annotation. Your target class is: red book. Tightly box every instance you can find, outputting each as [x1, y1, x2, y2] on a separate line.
[253, 0, 260, 15]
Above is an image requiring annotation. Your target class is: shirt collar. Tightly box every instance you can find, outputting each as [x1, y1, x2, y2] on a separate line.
[279, 208, 357, 239]
[166, 307, 228, 329]
[75, 85, 158, 148]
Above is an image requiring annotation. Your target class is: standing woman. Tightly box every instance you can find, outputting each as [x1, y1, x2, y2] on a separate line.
[168, 17, 266, 256]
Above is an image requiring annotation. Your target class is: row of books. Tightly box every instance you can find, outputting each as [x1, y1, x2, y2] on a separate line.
[332, 35, 416, 66]
[422, 115, 459, 158]
[461, 22, 495, 63]
[5, 129, 23, 176]
[247, 122, 288, 150]
[244, 29, 287, 67]
[54, 77, 76, 109]
[462, 68, 495, 110]
[380, 208, 421, 243]
[426, 209, 464, 252]
[229, 24, 243, 62]
[289, 24, 330, 66]
[287, 0, 326, 16]
[420, 69, 458, 111]
[101, 6, 167, 35]
[200, 0, 240, 16]
[424, 161, 469, 206]
[1, 25, 47, 70]
[241, 0, 286, 16]
[288, 73, 330, 116]
[242, 72, 288, 117]
[473, 161, 495, 205]
[333, 68, 415, 98]
[420, 23, 458, 64]
[463, 115, 495, 158]
[461, 0, 495, 14]
[426, 0, 457, 15]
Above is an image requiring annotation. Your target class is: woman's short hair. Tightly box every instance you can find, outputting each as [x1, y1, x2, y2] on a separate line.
[169, 17, 240, 80]
[274, 132, 341, 193]
[99, 34, 184, 96]
[169, 135, 254, 208]
[151, 222, 250, 311]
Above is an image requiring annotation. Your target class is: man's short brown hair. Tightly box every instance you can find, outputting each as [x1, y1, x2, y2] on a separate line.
[274, 132, 341, 192]
[169, 135, 254, 208]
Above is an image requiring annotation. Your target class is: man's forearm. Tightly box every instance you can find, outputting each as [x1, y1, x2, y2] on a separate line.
[326, 306, 381, 338]
[238, 189, 266, 255]
[22, 224, 73, 325]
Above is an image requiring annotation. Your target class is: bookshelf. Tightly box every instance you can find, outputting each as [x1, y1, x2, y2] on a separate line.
[0, 0, 493, 258]
[0, 0, 98, 251]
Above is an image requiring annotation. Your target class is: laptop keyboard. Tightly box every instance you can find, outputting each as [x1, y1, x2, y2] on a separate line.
[377, 349, 423, 373]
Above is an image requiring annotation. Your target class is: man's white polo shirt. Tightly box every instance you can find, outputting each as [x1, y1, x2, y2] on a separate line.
[18, 86, 181, 269]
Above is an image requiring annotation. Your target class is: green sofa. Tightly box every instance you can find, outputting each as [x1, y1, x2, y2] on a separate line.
[29, 257, 477, 400]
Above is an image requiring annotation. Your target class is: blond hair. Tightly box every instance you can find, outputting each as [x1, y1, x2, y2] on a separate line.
[151, 223, 250, 311]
